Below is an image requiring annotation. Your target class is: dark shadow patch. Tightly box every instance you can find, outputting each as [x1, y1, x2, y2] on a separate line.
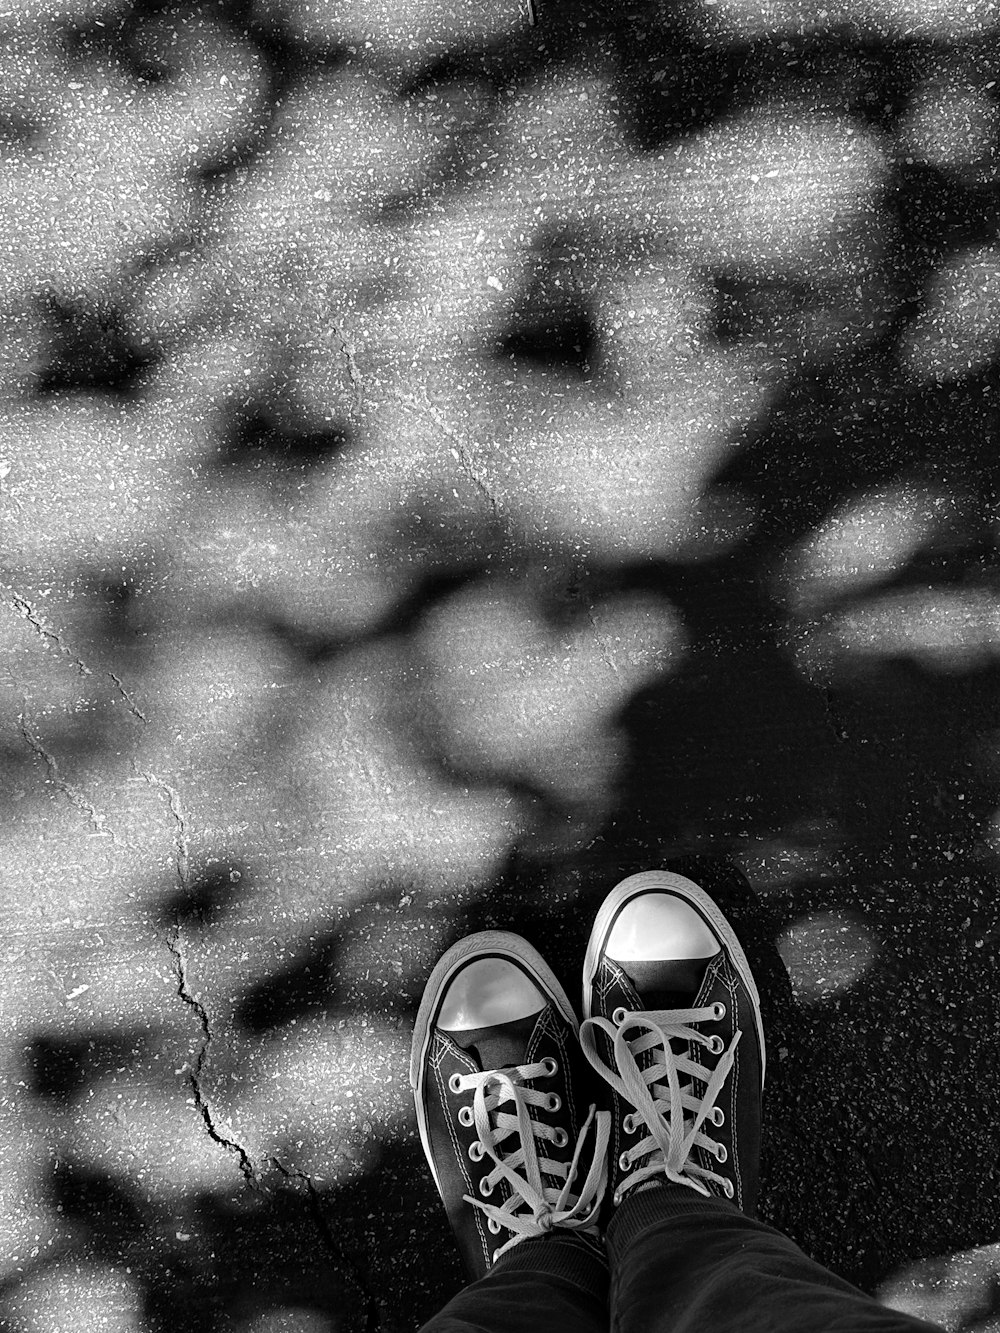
[236, 927, 343, 1034]
[710, 270, 812, 351]
[500, 309, 596, 377]
[35, 293, 157, 400]
[496, 230, 601, 378]
[217, 404, 351, 473]
[614, 21, 745, 150]
[26, 1031, 149, 1103]
[50, 1160, 148, 1244]
[159, 862, 252, 930]
[0, 105, 46, 155]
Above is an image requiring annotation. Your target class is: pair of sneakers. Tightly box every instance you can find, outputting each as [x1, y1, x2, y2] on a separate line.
[410, 870, 766, 1281]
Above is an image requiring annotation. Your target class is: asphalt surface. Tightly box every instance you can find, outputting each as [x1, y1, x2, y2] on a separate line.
[1, 3, 1000, 1332]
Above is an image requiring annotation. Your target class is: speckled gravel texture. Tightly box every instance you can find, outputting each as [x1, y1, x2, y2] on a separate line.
[1, 1, 999, 1330]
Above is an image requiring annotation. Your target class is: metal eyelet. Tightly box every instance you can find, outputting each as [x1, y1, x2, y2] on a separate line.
[480, 1177, 494, 1197]
[708, 1035, 724, 1055]
[552, 1127, 569, 1148]
[469, 1140, 483, 1162]
[541, 1057, 558, 1077]
[712, 1002, 726, 1020]
[449, 1073, 463, 1094]
[612, 1007, 627, 1025]
[618, 1150, 631, 1170]
[724, 1179, 735, 1199]
[487, 1218, 501, 1234]
[622, 1114, 637, 1135]
[715, 1143, 728, 1164]
[709, 1107, 725, 1127]
[546, 1093, 561, 1113]
[458, 1106, 474, 1128]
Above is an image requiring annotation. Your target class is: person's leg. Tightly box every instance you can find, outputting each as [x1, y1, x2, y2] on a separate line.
[410, 931, 614, 1333]
[418, 1232, 608, 1333]
[606, 1183, 946, 1333]
[577, 870, 949, 1333]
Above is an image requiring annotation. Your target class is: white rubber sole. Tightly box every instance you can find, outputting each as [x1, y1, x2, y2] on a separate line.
[409, 930, 578, 1201]
[581, 870, 766, 1091]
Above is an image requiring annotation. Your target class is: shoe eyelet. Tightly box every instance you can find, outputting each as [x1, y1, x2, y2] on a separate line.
[710, 1107, 724, 1127]
[712, 1002, 726, 1020]
[541, 1057, 558, 1077]
[468, 1140, 484, 1161]
[458, 1106, 474, 1128]
[724, 1179, 735, 1200]
[449, 1073, 463, 1094]
[708, 1035, 724, 1055]
[553, 1127, 569, 1148]
[715, 1143, 728, 1164]
[546, 1093, 561, 1113]
[612, 1007, 627, 1025]
[618, 1150, 631, 1170]
[622, 1114, 637, 1135]
[487, 1218, 501, 1234]
[480, 1177, 494, 1197]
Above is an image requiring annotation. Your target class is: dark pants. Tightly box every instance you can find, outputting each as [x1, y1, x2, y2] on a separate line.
[419, 1186, 947, 1333]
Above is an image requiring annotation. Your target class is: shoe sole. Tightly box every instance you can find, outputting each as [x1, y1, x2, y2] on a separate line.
[410, 930, 579, 1202]
[581, 870, 766, 1092]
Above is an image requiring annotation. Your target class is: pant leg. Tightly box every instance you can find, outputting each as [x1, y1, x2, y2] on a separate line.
[607, 1185, 949, 1333]
[418, 1231, 609, 1333]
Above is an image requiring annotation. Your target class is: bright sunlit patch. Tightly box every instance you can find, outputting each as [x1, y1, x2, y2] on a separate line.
[777, 483, 951, 617]
[702, 0, 998, 39]
[233, 1016, 412, 1184]
[876, 1241, 1000, 1330]
[900, 244, 1000, 383]
[254, 0, 525, 72]
[899, 62, 1000, 182]
[416, 582, 685, 814]
[733, 822, 844, 891]
[72, 1075, 249, 1197]
[2, 1261, 143, 1333]
[793, 587, 1000, 682]
[776, 908, 878, 1004]
[655, 103, 888, 281]
[236, 1310, 336, 1333]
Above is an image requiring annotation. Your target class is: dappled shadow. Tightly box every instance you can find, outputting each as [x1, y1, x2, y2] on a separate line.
[1, 1, 999, 1331]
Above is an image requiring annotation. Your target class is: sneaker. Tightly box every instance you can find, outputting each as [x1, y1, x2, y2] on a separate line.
[410, 930, 610, 1282]
[579, 870, 765, 1220]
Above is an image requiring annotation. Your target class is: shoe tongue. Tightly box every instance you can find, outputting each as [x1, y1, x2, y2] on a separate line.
[448, 1008, 545, 1072]
[615, 956, 714, 1010]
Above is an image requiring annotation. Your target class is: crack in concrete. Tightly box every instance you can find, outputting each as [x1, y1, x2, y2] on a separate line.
[166, 920, 261, 1189]
[136, 763, 259, 1188]
[400, 390, 504, 523]
[6, 590, 93, 677]
[109, 672, 147, 723]
[134, 764, 190, 890]
[270, 1156, 381, 1333]
[331, 322, 365, 416]
[19, 704, 123, 844]
[4, 587, 147, 722]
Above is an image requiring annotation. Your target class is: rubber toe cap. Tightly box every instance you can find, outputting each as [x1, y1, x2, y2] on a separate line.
[607, 892, 720, 962]
[438, 958, 546, 1031]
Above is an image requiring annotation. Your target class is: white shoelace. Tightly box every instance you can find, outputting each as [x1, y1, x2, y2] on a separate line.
[455, 1060, 611, 1262]
[580, 1006, 741, 1204]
